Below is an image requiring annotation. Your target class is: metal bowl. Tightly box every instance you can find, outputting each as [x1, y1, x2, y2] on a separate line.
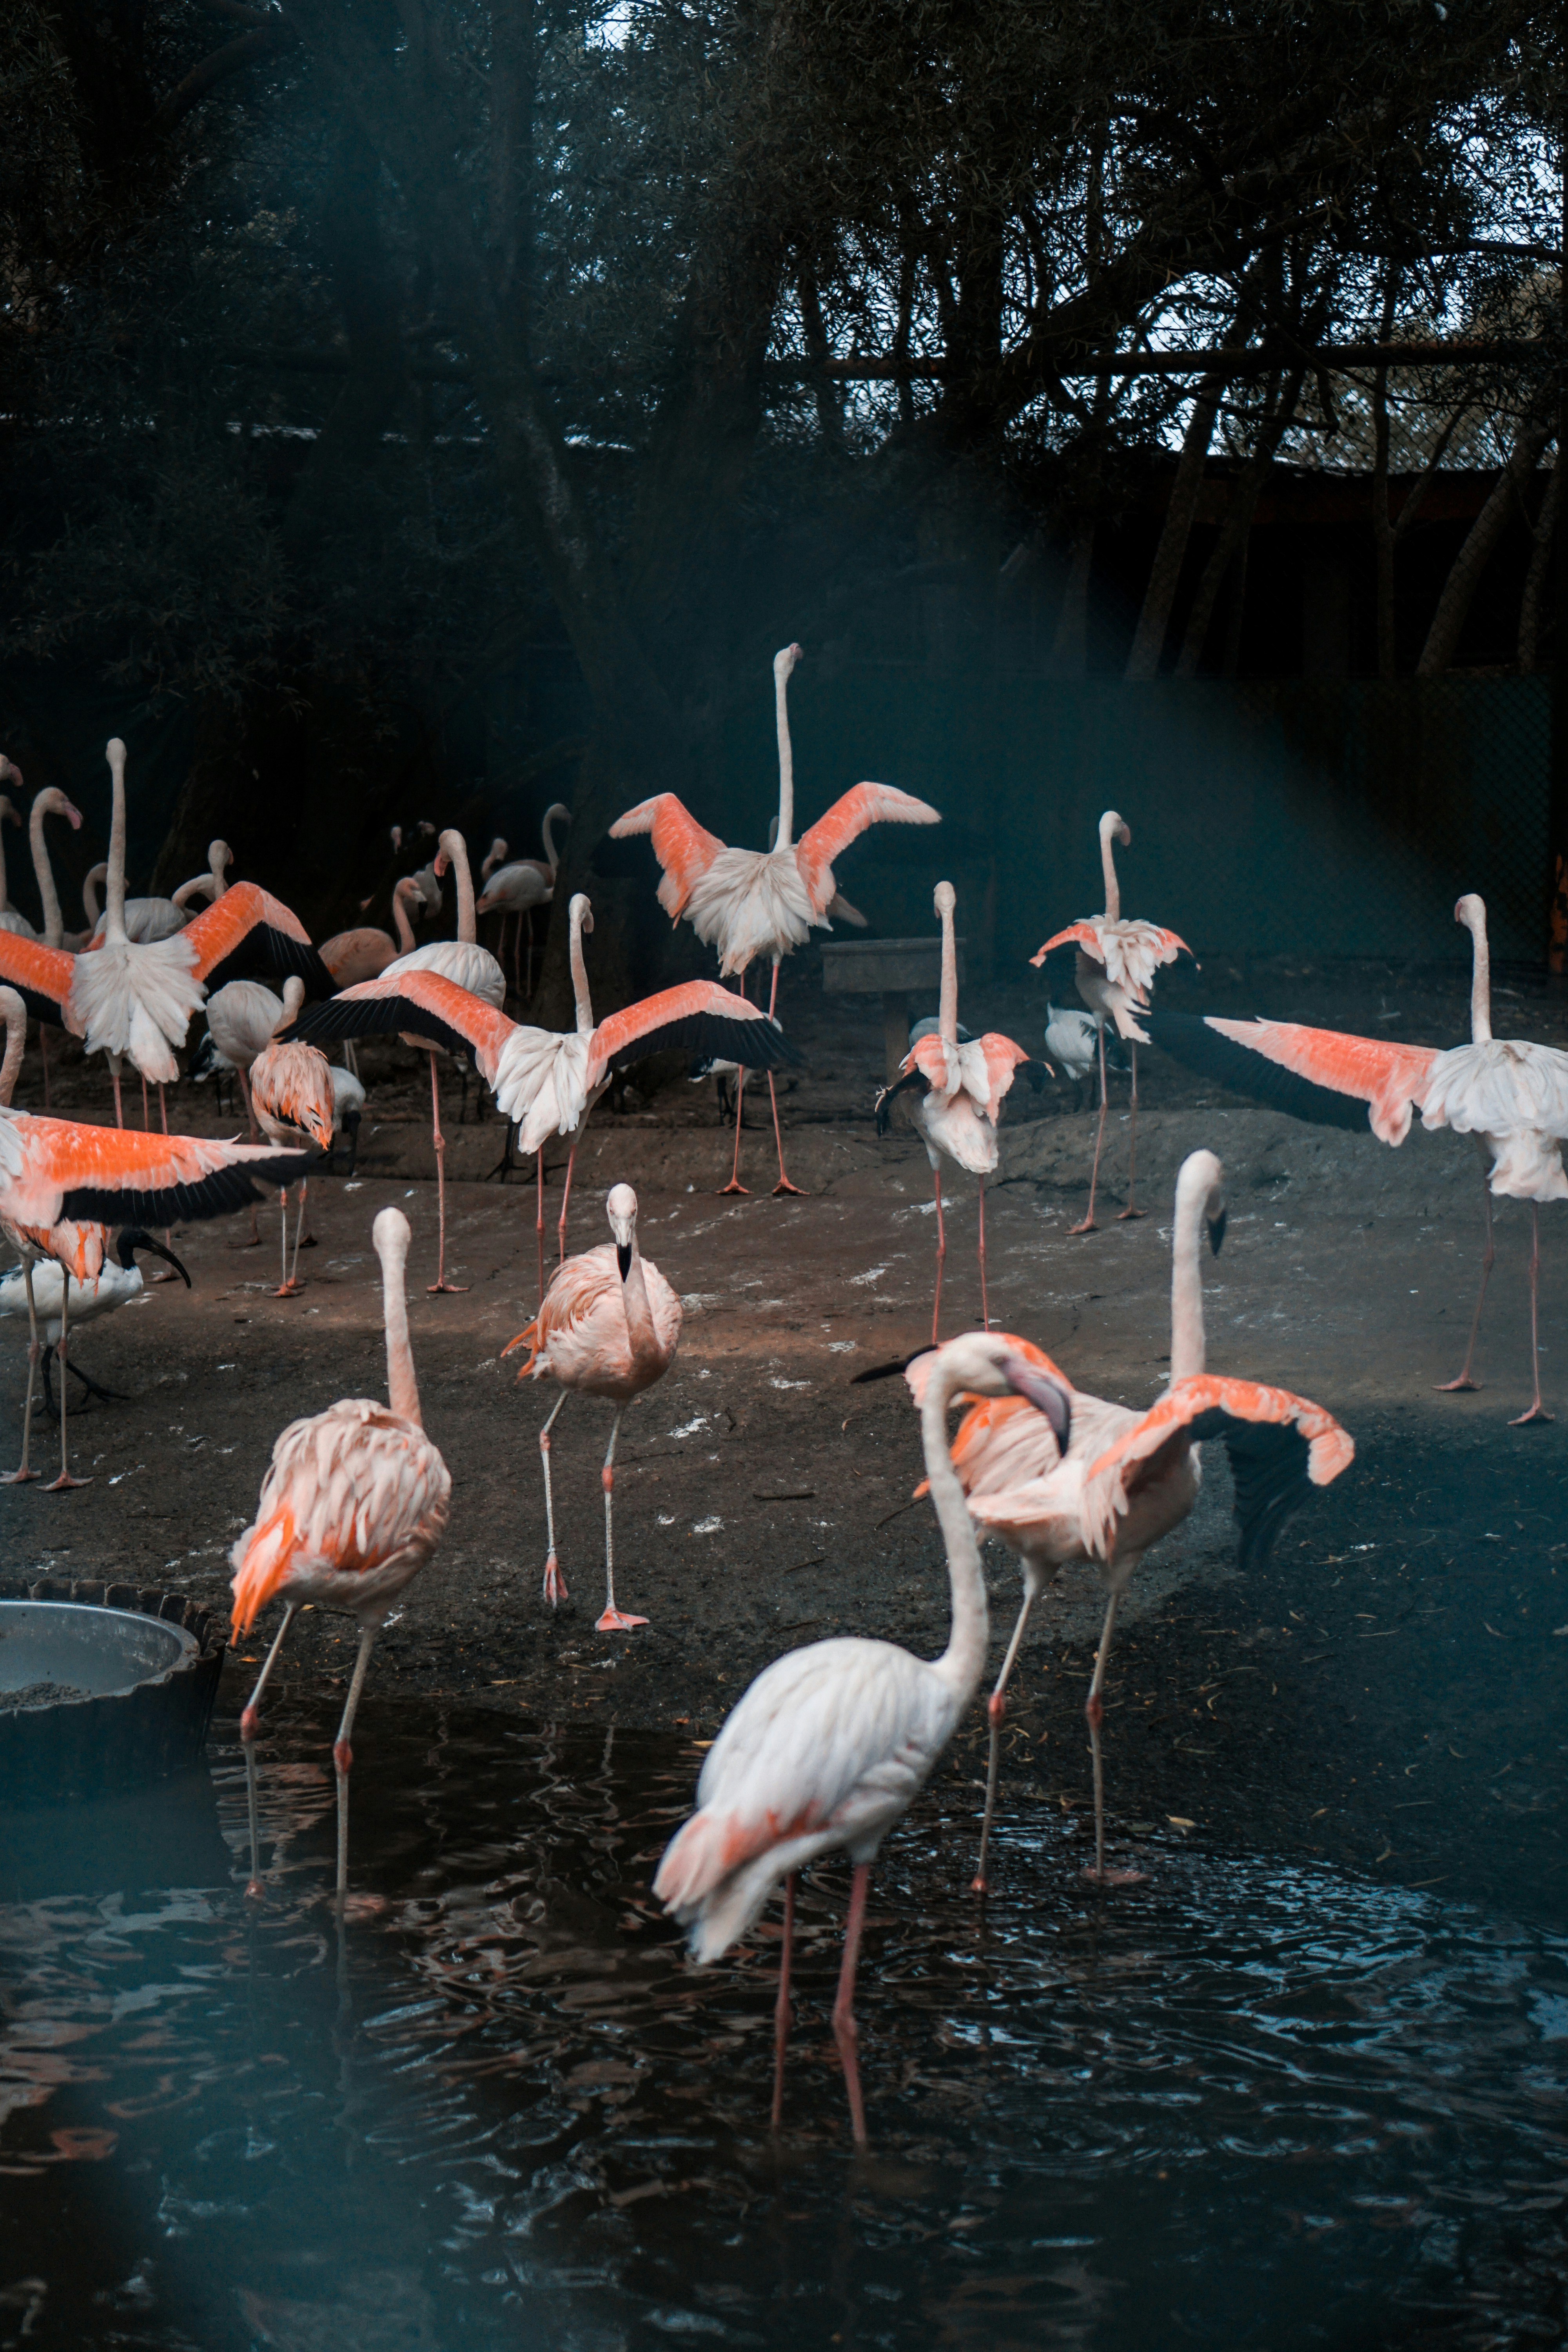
[0, 1577, 226, 1804]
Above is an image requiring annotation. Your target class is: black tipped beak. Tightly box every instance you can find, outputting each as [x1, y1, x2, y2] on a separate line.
[139, 1237, 192, 1287]
[1002, 1357, 1071, 1452]
[852, 1348, 928, 1385]
[616, 1241, 632, 1281]
[1208, 1207, 1227, 1257]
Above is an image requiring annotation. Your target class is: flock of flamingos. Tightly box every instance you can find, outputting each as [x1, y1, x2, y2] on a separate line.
[1, 642, 1565, 2145]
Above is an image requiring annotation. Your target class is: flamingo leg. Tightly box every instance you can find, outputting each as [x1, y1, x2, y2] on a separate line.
[719, 1067, 749, 1194]
[765, 962, 806, 1196]
[973, 1579, 1039, 1896]
[831, 1862, 872, 2150]
[931, 1163, 946, 1347]
[1070, 1025, 1107, 1234]
[1437, 1150, 1494, 1392]
[1511, 1202, 1553, 1425]
[976, 1175, 989, 1331]
[240, 1601, 298, 1898]
[332, 1625, 377, 1900]
[771, 1873, 795, 2129]
[273, 1187, 298, 1296]
[535, 1149, 546, 1308]
[539, 1389, 568, 1604]
[1117, 1042, 1145, 1219]
[46, 1278, 89, 1490]
[428, 1052, 467, 1292]
[288, 1180, 309, 1289]
[1083, 1588, 1142, 1887]
[39, 1025, 50, 1114]
[1, 1258, 41, 1485]
[596, 1407, 646, 1632]
[556, 1139, 581, 1265]
[238, 1068, 261, 1245]
[140, 1072, 150, 1130]
[110, 1056, 123, 1129]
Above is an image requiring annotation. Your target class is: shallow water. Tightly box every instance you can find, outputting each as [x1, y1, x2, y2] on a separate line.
[2, 1695, 1565, 2351]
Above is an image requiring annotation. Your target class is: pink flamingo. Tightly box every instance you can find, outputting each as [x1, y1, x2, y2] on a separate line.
[0, 984, 309, 1488]
[1032, 809, 1192, 1231]
[248, 979, 338, 1295]
[230, 1206, 452, 1899]
[282, 893, 800, 1302]
[503, 1183, 681, 1632]
[319, 874, 426, 991]
[1149, 894, 1568, 1425]
[611, 644, 940, 1195]
[915, 1151, 1354, 1891]
[475, 803, 571, 999]
[17, 777, 85, 1108]
[874, 882, 1051, 1341]
[655, 1331, 1071, 2146]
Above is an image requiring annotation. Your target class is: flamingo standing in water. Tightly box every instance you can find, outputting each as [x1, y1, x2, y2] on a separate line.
[0, 984, 309, 1487]
[612, 644, 940, 1196]
[248, 979, 337, 1295]
[230, 1206, 452, 1899]
[476, 803, 571, 999]
[283, 892, 801, 1302]
[1032, 809, 1192, 1231]
[655, 1331, 1071, 2146]
[874, 882, 1051, 1341]
[1149, 894, 1568, 1423]
[908, 1151, 1354, 1891]
[503, 1183, 681, 1631]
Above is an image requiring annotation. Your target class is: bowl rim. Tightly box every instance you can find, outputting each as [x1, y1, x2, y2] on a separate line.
[0, 1596, 201, 1707]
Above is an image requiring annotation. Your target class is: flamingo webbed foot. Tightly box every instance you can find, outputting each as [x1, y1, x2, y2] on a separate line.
[718, 1179, 750, 1197]
[45, 1472, 91, 1491]
[542, 1557, 568, 1606]
[1435, 1375, 1480, 1392]
[273, 1279, 305, 1299]
[1116, 1206, 1145, 1221]
[427, 1280, 470, 1294]
[244, 1876, 266, 1902]
[595, 1607, 648, 1633]
[1083, 1864, 1147, 1887]
[1068, 1214, 1098, 1236]
[771, 1178, 808, 1198]
[1510, 1403, 1554, 1426]
[0, 1467, 38, 1485]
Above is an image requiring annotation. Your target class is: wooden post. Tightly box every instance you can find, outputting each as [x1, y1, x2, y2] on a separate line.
[821, 937, 965, 1084]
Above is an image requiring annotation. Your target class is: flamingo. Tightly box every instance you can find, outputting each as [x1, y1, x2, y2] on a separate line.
[24, 782, 85, 1108]
[1147, 893, 1568, 1424]
[283, 892, 801, 1302]
[0, 984, 309, 1487]
[376, 833, 505, 1293]
[1045, 1002, 1130, 1111]
[0, 1228, 190, 1418]
[230, 1206, 452, 1900]
[248, 979, 336, 1296]
[503, 1182, 681, 1631]
[171, 840, 234, 912]
[1032, 809, 1192, 1231]
[475, 803, 572, 999]
[654, 1331, 1072, 2146]
[62, 741, 336, 1129]
[906, 1151, 1354, 1891]
[83, 861, 190, 944]
[0, 785, 34, 938]
[319, 875, 426, 991]
[611, 643, 940, 1196]
[874, 882, 1052, 1342]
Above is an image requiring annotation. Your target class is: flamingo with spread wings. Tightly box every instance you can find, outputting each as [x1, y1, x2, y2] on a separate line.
[0, 984, 309, 1487]
[898, 1151, 1353, 1891]
[874, 882, 1051, 1341]
[611, 644, 940, 1195]
[655, 1332, 1071, 2147]
[1031, 809, 1192, 1230]
[1147, 894, 1568, 1423]
[284, 891, 801, 1301]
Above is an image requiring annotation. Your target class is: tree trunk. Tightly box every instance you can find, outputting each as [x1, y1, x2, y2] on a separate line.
[1417, 411, 1555, 677]
[1175, 369, 1304, 676]
[1518, 461, 1561, 673]
[1125, 370, 1225, 678]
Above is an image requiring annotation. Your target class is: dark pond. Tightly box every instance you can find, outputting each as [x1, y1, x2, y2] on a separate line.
[2, 1691, 1565, 2351]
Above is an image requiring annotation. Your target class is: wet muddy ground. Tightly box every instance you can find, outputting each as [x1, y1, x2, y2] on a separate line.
[4, 953, 1567, 1927]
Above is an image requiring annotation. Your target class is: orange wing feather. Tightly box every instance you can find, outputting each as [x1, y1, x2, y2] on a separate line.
[182, 880, 311, 976]
[794, 783, 940, 918]
[1202, 1018, 1439, 1146]
[290, 966, 517, 1079]
[0, 932, 76, 1016]
[608, 795, 726, 921]
[1030, 921, 1102, 968]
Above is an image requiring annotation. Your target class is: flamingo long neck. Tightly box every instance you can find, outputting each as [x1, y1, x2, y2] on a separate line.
[0, 809, 12, 915]
[31, 800, 65, 949]
[104, 743, 129, 946]
[1467, 910, 1492, 1044]
[774, 655, 795, 853]
[392, 881, 418, 954]
[541, 806, 563, 877]
[570, 904, 594, 1037]
[1169, 1166, 1210, 1385]
[381, 1233, 423, 1426]
[621, 1236, 661, 1370]
[83, 866, 104, 930]
[0, 998, 24, 1106]
[922, 1362, 991, 1704]
[938, 898, 959, 1044]
[442, 831, 477, 944]
[210, 841, 230, 897]
[1100, 813, 1123, 922]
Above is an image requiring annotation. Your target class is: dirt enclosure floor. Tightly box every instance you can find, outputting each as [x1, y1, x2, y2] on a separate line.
[4, 950, 1567, 1925]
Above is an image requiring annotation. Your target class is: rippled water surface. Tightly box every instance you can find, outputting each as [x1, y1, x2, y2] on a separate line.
[2, 1695, 1566, 2351]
